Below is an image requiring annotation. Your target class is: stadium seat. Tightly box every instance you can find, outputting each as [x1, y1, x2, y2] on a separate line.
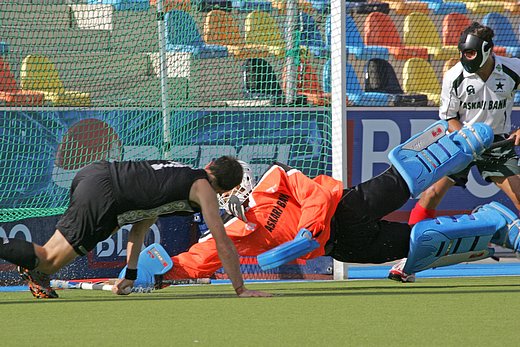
[87, 0, 150, 11]
[270, 0, 316, 14]
[462, 1, 504, 14]
[330, 14, 389, 61]
[403, 12, 459, 60]
[309, 0, 330, 13]
[415, 0, 467, 15]
[299, 12, 329, 58]
[382, 0, 430, 15]
[0, 57, 45, 106]
[245, 10, 286, 58]
[482, 12, 520, 58]
[364, 58, 428, 106]
[20, 55, 91, 107]
[242, 58, 284, 104]
[0, 42, 8, 56]
[294, 58, 331, 106]
[441, 12, 508, 57]
[402, 57, 441, 106]
[515, 91, 520, 106]
[500, 0, 520, 15]
[149, 0, 191, 12]
[364, 11, 429, 61]
[165, 10, 228, 59]
[323, 59, 391, 106]
[346, 1, 390, 15]
[203, 10, 271, 59]
[232, 0, 272, 11]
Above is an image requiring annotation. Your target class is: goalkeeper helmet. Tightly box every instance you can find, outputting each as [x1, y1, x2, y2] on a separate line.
[218, 160, 255, 210]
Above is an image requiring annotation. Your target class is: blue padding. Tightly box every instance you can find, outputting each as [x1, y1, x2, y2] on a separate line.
[257, 229, 319, 270]
[403, 210, 506, 274]
[0, 42, 8, 55]
[231, 0, 272, 11]
[118, 243, 173, 287]
[479, 202, 520, 251]
[389, 121, 494, 197]
[165, 10, 228, 59]
[87, 0, 150, 11]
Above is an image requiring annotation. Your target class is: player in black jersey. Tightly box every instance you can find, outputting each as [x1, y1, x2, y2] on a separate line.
[1, 156, 271, 298]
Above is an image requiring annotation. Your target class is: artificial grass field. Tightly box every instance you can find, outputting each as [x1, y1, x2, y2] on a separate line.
[1, 277, 519, 346]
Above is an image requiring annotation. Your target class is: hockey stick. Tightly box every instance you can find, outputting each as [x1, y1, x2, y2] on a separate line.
[50, 278, 211, 292]
[487, 137, 517, 150]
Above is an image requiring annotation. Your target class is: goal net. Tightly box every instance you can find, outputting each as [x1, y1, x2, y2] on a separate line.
[0, 0, 333, 281]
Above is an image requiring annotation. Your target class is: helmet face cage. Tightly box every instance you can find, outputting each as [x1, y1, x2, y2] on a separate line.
[217, 161, 255, 211]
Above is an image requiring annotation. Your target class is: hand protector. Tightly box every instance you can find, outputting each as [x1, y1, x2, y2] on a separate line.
[227, 195, 248, 222]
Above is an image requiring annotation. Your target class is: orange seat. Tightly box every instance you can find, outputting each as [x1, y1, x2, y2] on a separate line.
[364, 12, 428, 60]
[0, 57, 44, 106]
[442, 12, 508, 57]
[149, 0, 190, 12]
[383, 0, 429, 15]
[295, 59, 330, 106]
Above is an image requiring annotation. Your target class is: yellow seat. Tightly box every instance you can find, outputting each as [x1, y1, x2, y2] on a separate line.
[204, 10, 271, 59]
[464, 1, 504, 14]
[20, 55, 91, 107]
[244, 10, 286, 58]
[402, 58, 441, 106]
[382, 0, 430, 15]
[404, 12, 459, 60]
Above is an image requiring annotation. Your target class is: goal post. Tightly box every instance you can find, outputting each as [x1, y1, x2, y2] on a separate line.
[330, 0, 348, 280]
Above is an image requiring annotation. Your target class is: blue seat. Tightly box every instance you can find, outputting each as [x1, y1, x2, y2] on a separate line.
[165, 10, 228, 59]
[323, 59, 391, 106]
[87, 0, 149, 11]
[309, 0, 330, 13]
[415, 0, 467, 15]
[0, 42, 8, 55]
[300, 12, 329, 58]
[482, 13, 520, 58]
[515, 91, 520, 106]
[231, 0, 272, 11]
[326, 15, 389, 60]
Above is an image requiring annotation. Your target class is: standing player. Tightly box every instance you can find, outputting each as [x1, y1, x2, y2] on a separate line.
[392, 22, 520, 281]
[0, 156, 271, 298]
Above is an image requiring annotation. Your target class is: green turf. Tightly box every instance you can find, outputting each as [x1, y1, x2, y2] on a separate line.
[1, 277, 520, 346]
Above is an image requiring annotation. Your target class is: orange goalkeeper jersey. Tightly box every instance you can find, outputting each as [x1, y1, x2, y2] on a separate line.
[165, 164, 344, 280]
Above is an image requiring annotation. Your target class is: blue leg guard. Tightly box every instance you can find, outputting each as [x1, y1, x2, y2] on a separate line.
[477, 202, 520, 252]
[118, 243, 173, 287]
[403, 207, 507, 274]
[389, 121, 494, 197]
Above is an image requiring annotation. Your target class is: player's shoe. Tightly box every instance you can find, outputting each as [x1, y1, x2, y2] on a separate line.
[388, 258, 416, 283]
[18, 267, 59, 299]
[154, 274, 169, 290]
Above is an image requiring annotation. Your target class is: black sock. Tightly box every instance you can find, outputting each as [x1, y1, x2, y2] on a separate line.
[0, 238, 39, 270]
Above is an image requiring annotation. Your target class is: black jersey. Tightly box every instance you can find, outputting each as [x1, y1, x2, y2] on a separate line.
[108, 160, 208, 212]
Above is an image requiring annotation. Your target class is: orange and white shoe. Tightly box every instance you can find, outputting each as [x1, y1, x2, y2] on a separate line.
[388, 258, 416, 283]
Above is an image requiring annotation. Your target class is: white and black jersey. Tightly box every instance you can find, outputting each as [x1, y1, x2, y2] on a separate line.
[439, 55, 520, 135]
[108, 160, 208, 212]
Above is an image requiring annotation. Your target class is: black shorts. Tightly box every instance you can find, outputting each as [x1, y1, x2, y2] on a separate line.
[56, 161, 119, 256]
[325, 166, 412, 263]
